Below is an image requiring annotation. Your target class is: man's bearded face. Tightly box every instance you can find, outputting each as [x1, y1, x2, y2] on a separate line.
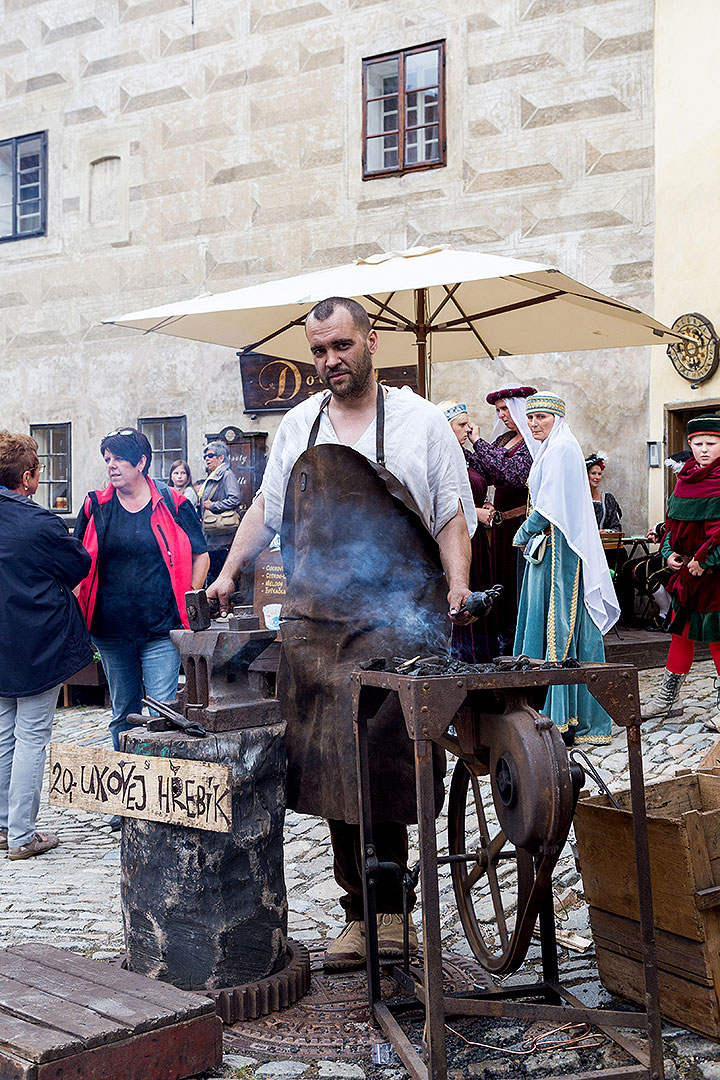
[306, 309, 376, 400]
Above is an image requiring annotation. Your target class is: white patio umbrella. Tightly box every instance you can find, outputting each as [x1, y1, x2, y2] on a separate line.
[104, 245, 685, 395]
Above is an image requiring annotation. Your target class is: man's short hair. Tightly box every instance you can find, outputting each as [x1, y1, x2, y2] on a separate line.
[306, 297, 371, 336]
[204, 440, 229, 462]
[0, 431, 39, 489]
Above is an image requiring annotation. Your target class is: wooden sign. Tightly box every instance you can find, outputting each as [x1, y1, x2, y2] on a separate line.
[253, 546, 287, 631]
[239, 351, 417, 413]
[49, 745, 232, 832]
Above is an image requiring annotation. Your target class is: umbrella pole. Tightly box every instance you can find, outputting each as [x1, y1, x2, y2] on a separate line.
[415, 287, 428, 399]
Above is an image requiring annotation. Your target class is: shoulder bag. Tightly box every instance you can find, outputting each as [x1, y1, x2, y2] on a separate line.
[201, 478, 241, 536]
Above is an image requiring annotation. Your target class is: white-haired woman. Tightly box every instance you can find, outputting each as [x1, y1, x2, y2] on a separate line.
[197, 441, 242, 584]
[513, 394, 620, 745]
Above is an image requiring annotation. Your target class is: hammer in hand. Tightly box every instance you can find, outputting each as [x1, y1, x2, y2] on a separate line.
[185, 588, 244, 631]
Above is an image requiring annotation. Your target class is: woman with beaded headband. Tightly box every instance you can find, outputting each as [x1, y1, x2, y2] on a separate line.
[641, 415, 720, 729]
[513, 393, 620, 745]
[437, 401, 498, 661]
[465, 385, 536, 652]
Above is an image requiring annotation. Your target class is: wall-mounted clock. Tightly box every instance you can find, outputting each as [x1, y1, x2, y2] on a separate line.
[667, 312, 719, 384]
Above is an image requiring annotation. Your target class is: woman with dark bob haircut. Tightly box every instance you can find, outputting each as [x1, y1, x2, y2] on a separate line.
[75, 429, 209, 826]
[0, 431, 93, 860]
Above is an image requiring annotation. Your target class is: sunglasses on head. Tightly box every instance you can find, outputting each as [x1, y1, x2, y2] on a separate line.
[106, 428, 136, 438]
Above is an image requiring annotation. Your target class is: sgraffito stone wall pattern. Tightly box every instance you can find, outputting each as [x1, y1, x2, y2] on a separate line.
[0, 0, 653, 529]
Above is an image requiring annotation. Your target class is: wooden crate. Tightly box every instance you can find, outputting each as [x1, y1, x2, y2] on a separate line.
[0, 944, 223, 1079]
[574, 772, 720, 1038]
[700, 739, 720, 772]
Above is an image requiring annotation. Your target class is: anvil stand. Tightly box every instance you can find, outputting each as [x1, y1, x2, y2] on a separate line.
[351, 662, 664, 1080]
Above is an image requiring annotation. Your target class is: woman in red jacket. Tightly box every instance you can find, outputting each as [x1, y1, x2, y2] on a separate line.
[75, 430, 209, 815]
[642, 416, 720, 727]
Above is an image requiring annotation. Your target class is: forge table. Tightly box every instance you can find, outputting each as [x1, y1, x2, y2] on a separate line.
[351, 661, 663, 1080]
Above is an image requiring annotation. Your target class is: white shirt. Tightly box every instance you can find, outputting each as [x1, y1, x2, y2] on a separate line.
[260, 386, 477, 539]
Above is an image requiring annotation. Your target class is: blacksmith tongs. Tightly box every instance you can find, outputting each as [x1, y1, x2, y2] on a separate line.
[142, 697, 207, 738]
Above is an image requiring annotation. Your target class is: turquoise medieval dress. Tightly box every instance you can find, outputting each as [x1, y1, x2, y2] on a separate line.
[513, 509, 612, 744]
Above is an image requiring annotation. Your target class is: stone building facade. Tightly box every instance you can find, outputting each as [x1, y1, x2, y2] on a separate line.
[1, 0, 655, 529]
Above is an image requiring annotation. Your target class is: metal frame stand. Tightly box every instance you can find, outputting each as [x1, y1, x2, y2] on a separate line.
[351, 662, 664, 1080]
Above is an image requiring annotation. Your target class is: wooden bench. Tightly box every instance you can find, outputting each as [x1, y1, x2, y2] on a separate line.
[0, 944, 222, 1079]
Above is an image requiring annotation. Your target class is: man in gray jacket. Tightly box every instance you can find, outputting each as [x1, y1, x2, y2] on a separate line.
[198, 441, 242, 584]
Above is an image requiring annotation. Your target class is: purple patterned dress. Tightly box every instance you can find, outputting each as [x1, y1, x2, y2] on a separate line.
[465, 433, 532, 653]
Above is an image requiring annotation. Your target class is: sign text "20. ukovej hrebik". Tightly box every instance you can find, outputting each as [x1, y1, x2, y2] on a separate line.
[48, 745, 232, 832]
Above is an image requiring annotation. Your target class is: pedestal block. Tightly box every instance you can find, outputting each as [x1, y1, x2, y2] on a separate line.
[120, 723, 287, 991]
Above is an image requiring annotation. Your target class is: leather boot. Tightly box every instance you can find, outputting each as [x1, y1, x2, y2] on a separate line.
[704, 678, 720, 733]
[323, 921, 365, 970]
[641, 669, 686, 720]
[376, 913, 418, 958]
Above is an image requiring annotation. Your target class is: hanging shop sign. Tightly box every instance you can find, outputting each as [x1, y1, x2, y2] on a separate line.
[238, 352, 417, 413]
[667, 313, 719, 384]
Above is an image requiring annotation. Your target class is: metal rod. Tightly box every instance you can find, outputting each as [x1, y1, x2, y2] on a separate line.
[440, 284, 495, 359]
[537, 855, 560, 994]
[625, 722, 665, 1080]
[237, 315, 308, 355]
[415, 992, 650, 1028]
[557, 986, 650, 1069]
[354, 687, 382, 1008]
[374, 1002, 428, 1080]
[364, 292, 415, 329]
[414, 736, 447, 1079]
[415, 288, 428, 399]
[433, 290, 563, 330]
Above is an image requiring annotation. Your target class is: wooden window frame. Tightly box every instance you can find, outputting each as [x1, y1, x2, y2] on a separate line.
[30, 422, 72, 515]
[138, 415, 188, 482]
[362, 41, 446, 180]
[0, 131, 48, 243]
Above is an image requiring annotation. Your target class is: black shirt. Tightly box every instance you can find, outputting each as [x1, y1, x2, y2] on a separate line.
[85, 495, 206, 642]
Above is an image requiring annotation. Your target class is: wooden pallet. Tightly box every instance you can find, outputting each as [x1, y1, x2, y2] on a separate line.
[0, 944, 222, 1080]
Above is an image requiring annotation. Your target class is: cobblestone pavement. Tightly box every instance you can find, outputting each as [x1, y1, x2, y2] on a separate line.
[3, 663, 720, 1079]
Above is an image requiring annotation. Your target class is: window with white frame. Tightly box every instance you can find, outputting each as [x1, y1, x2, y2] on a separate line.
[0, 132, 47, 241]
[30, 423, 71, 514]
[138, 416, 188, 481]
[362, 43, 445, 179]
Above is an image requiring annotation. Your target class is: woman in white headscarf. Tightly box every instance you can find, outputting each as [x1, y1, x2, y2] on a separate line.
[513, 393, 620, 745]
[465, 386, 536, 652]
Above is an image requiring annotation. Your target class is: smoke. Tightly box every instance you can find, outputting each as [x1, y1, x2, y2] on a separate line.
[280, 526, 452, 659]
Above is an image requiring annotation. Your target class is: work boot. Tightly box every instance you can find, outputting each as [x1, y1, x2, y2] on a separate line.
[376, 913, 418, 959]
[641, 669, 687, 720]
[323, 920, 365, 971]
[704, 678, 720, 733]
[8, 832, 59, 861]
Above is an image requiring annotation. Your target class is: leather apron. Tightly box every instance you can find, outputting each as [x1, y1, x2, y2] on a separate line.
[278, 386, 447, 824]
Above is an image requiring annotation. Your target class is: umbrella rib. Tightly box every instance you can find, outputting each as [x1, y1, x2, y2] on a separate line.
[435, 290, 563, 330]
[427, 282, 461, 323]
[510, 274, 641, 313]
[364, 294, 416, 330]
[238, 316, 310, 355]
[439, 284, 495, 360]
[143, 315, 185, 334]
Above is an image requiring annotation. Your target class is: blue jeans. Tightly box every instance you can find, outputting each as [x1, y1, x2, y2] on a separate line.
[0, 685, 61, 847]
[92, 635, 181, 750]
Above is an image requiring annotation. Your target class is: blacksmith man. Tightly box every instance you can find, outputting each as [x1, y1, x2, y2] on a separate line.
[209, 297, 476, 970]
